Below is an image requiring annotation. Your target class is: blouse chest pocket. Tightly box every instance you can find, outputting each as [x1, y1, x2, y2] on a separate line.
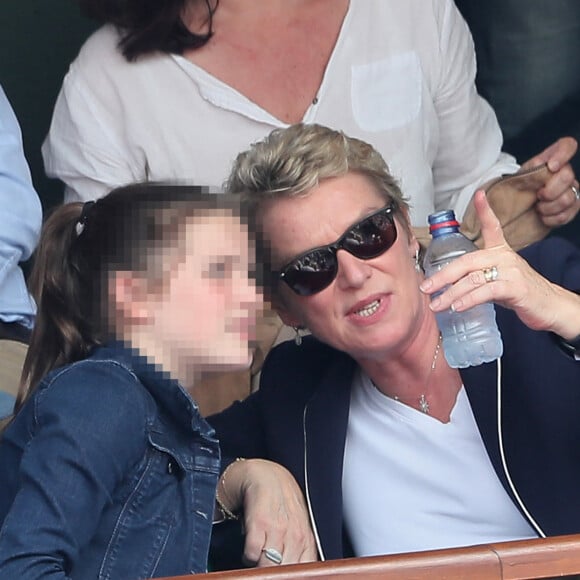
[351, 52, 422, 132]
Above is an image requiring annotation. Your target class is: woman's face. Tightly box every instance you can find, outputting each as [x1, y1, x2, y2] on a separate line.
[145, 212, 262, 384]
[262, 172, 429, 362]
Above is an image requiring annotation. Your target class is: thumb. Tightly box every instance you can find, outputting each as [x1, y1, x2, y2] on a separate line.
[473, 190, 507, 249]
[520, 137, 578, 173]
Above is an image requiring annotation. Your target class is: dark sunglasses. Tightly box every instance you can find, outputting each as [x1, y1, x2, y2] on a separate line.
[276, 204, 398, 296]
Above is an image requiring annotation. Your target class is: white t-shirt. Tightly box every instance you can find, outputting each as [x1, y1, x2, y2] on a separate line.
[343, 371, 537, 556]
[42, 0, 517, 226]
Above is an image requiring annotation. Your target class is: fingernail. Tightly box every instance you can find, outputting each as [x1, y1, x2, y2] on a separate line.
[429, 297, 441, 310]
[420, 279, 432, 292]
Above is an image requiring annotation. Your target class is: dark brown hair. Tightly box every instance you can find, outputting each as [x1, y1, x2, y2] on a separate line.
[16, 183, 241, 414]
[78, 0, 219, 60]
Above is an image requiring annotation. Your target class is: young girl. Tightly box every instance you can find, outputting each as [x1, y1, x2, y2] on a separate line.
[0, 183, 315, 578]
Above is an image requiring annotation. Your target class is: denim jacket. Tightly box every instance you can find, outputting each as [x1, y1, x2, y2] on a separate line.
[0, 342, 221, 579]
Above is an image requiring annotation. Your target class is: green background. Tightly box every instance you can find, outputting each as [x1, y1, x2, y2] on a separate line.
[0, 0, 97, 211]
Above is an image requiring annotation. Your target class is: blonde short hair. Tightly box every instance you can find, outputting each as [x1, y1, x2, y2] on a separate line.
[226, 123, 410, 221]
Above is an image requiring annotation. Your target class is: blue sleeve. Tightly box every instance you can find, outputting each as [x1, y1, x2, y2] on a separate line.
[0, 84, 42, 325]
[0, 362, 150, 578]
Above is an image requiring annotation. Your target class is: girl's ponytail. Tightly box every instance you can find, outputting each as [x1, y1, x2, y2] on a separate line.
[17, 202, 101, 411]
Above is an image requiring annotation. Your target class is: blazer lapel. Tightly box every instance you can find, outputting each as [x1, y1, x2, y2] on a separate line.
[462, 360, 511, 492]
[303, 352, 356, 560]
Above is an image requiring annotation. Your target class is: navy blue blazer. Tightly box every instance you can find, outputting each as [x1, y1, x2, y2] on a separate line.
[210, 237, 580, 560]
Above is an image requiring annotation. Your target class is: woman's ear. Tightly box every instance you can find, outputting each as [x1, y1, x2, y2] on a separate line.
[276, 307, 302, 328]
[110, 271, 154, 327]
[401, 210, 419, 251]
[411, 236, 421, 260]
[270, 294, 303, 328]
[398, 213, 421, 260]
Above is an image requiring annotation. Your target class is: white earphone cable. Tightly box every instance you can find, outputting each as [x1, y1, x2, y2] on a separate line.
[495, 357, 546, 538]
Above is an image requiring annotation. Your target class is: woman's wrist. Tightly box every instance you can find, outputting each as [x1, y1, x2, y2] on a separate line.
[544, 286, 580, 341]
[215, 457, 246, 522]
[554, 332, 580, 361]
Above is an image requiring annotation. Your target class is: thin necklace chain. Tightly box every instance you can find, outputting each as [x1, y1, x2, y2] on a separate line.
[391, 332, 442, 414]
[430, 333, 443, 370]
[420, 332, 443, 413]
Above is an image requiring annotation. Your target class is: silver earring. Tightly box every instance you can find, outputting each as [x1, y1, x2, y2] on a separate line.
[414, 249, 421, 272]
[293, 326, 303, 346]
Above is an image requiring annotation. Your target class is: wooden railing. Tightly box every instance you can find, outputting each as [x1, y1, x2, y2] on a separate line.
[157, 534, 580, 579]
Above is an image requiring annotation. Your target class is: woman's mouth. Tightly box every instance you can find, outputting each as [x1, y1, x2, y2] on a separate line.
[354, 299, 381, 318]
[347, 294, 390, 325]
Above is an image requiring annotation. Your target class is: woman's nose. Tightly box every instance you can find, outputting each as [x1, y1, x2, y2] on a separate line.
[335, 249, 372, 289]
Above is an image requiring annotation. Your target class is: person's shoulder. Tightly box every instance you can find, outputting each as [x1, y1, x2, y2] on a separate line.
[68, 25, 135, 85]
[264, 336, 351, 382]
[26, 354, 154, 456]
[66, 24, 171, 98]
[76, 24, 124, 63]
[21, 355, 154, 470]
[37, 354, 152, 424]
[269, 335, 342, 359]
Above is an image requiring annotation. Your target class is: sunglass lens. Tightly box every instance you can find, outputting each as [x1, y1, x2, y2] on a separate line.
[345, 211, 397, 258]
[283, 249, 337, 296]
[280, 206, 397, 296]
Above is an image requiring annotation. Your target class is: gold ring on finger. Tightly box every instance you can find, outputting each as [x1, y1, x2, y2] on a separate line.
[483, 265, 498, 283]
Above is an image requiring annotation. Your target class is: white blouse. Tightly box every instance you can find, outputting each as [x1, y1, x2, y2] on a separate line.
[42, 0, 518, 226]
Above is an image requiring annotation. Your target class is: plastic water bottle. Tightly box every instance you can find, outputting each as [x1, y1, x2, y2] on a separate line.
[423, 210, 503, 368]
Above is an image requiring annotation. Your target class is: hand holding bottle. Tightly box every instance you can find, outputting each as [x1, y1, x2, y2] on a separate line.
[422, 203, 503, 367]
[420, 191, 580, 342]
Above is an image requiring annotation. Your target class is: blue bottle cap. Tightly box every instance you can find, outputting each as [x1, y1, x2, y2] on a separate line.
[428, 210, 460, 236]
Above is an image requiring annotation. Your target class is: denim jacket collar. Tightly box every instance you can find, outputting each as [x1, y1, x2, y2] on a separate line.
[89, 341, 217, 471]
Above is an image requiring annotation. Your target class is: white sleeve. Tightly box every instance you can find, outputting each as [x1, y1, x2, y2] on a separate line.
[42, 58, 146, 203]
[431, 0, 519, 219]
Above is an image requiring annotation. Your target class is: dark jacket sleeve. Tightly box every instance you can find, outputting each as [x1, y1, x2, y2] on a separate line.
[520, 236, 580, 292]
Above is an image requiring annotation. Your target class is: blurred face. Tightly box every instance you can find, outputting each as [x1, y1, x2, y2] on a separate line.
[142, 212, 262, 384]
[262, 172, 428, 362]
